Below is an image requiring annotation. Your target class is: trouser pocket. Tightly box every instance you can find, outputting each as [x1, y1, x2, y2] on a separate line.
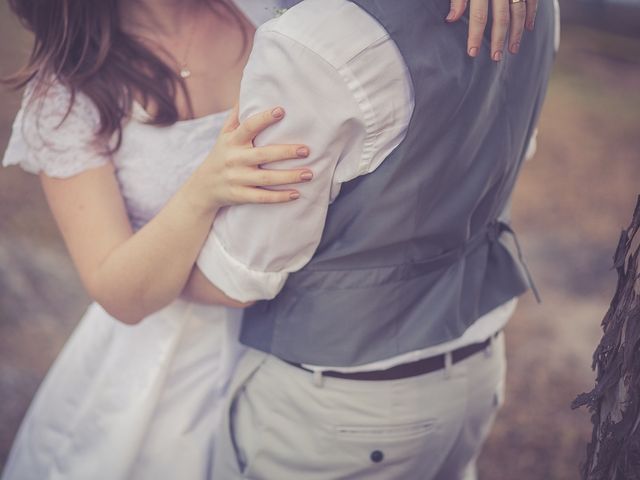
[212, 350, 267, 480]
[228, 380, 269, 476]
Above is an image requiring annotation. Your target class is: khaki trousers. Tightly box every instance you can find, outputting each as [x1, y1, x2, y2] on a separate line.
[213, 333, 506, 480]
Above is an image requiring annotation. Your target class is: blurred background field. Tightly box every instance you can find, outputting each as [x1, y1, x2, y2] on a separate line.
[1, 1, 639, 478]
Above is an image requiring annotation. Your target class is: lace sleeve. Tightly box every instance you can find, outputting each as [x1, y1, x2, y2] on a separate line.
[2, 80, 110, 178]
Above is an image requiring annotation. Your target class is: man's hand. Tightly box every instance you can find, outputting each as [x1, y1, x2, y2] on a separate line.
[446, 0, 538, 61]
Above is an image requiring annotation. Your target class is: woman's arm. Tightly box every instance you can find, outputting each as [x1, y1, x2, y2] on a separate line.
[42, 107, 310, 324]
[181, 265, 250, 307]
[42, 163, 220, 322]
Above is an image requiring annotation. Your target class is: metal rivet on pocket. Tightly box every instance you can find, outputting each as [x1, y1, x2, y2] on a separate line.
[370, 450, 384, 463]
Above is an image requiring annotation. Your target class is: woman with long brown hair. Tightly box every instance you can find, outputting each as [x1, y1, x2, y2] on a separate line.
[1, 0, 542, 478]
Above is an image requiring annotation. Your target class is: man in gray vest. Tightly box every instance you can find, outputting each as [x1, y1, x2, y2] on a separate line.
[196, 0, 559, 477]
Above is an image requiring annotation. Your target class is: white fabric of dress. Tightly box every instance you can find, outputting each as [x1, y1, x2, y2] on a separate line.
[0, 2, 284, 478]
[2, 92, 243, 480]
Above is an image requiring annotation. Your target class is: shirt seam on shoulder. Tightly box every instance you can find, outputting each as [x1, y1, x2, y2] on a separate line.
[259, 26, 389, 71]
[335, 61, 377, 175]
[259, 29, 348, 72]
[258, 28, 374, 174]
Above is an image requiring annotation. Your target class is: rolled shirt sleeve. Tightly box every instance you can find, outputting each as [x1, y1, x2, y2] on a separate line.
[196, 27, 366, 302]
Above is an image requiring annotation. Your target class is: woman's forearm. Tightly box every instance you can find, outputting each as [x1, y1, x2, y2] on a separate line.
[181, 265, 255, 308]
[41, 108, 308, 325]
[87, 178, 218, 324]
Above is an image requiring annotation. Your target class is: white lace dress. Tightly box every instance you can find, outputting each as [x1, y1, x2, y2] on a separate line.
[0, 4, 281, 478]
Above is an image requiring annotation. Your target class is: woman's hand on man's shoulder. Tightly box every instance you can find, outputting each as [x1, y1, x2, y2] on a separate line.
[445, 0, 538, 61]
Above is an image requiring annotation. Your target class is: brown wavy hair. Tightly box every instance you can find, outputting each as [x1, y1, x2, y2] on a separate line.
[6, 0, 244, 151]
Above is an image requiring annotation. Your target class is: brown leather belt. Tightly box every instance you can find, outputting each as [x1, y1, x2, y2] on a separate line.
[285, 332, 500, 381]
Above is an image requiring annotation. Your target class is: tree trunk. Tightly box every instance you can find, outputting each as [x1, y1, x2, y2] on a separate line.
[572, 194, 640, 480]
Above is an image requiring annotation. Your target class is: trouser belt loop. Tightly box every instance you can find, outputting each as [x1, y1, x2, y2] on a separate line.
[485, 334, 494, 358]
[312, 369, 324, 388]
[443, 351, 453, 379]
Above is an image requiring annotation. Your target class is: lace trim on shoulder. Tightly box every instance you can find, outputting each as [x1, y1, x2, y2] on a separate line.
[2, 80, 111, 178]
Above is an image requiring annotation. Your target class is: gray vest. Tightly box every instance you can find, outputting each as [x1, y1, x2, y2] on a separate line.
[241, 0, 556, 366]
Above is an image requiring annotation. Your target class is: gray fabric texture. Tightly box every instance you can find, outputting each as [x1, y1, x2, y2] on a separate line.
[241, 0, 556, 366]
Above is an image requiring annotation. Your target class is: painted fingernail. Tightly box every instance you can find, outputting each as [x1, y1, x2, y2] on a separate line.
[445, 9, 455, 21]
[510, 42, 520, 54]
[300, 171, 313, 181]
[272, 107, 284, 118]
[468, 47, 479, 57]
[290, 192, 300, 200]
[493, 50, 503, 61]
[296, 147, 309, 157]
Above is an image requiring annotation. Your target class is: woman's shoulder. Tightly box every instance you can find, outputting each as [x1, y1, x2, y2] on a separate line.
[2, 78, 111, 179]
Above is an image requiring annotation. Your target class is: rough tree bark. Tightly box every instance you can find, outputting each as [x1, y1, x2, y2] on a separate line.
[572, 195, 640, 480]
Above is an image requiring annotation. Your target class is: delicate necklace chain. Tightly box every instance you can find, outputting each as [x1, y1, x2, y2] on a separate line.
[178, 11, 199, 79]
[177, 10, 199, 79]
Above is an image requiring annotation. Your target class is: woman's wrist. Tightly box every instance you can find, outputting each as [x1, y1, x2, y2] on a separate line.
[178, 172, 221, 219]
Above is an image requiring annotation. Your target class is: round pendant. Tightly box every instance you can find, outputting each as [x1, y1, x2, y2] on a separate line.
[179, 67, 191, 79]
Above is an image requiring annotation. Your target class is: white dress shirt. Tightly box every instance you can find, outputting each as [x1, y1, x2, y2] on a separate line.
[198, 0, 414, 301]
[198, 0, 560, 372]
